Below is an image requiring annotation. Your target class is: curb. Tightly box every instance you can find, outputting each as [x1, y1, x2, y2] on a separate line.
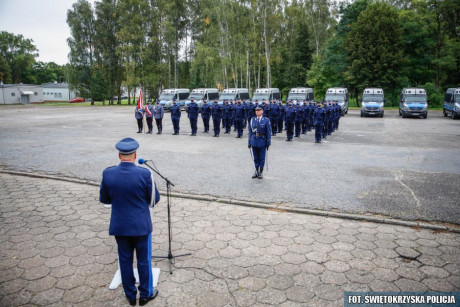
[1, 169, 459, 234]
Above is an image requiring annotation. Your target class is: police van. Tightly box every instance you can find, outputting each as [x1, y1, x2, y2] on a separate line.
[361, 88, 385, 117]
[399, 88, 428, 119]
[185, 88, 219, 110]
[252, 88, 281, 102]
[287, 88, 314, 104]
[443, 88, 460, 119]
[218, 88, 250, 104]
[158, 88, 190, 111]
[325, 87, 349, 115]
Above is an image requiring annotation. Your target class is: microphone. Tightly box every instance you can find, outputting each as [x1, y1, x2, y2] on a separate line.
[138, 158, 151, 164]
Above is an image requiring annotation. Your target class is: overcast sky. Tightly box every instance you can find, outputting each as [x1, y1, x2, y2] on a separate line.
[0, 0, 95, 65]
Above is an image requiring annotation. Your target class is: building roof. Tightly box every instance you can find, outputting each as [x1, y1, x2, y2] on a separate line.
[41, 82, 69, 89]
[0, 84, 42, 88]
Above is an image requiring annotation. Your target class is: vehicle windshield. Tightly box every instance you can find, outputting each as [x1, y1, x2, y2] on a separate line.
[189, 94, 205, 100]
[220, 94, 237, 100]
[288, 94, 307, 100]
[405, 96, 427, 103]
[325, 94, 345, 101]
[159, 93, 175, 100]
[454, 95, 460, 102]
[362, 96, 384, 102]
[252, 93, 270, 100]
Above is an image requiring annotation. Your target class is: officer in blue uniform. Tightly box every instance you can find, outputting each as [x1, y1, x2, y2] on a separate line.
[301, 100, 308, 134]
[323, 102, 330, 138]
[222, 100, 233, 134]
[135, 105, 144, 133]
[145, 100, 154, 134]
[170, 99, 181, 135]
[335, 101, 342, 130]
[211, 98, 223, 137]
[294, 101, 304, 138]
[242, 99, 248, 129]
[201, 99, 211, 133]
[246, 99, 256, 125]
[186, 98, 199, 136]
[100, 138, 160, 306]
[269, 100, 279, 136]
[277, 99, 284, 134]
[233, 99, 246, 138]
[248, 106, 271, 179]
[153, 99, 164, 134]
[314, 101, 325, 143]
[308, 101, 315, 131]
[284, 100, 296, 141]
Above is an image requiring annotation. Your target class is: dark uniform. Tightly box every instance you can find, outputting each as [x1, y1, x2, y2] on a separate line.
[301, 101, 308, 134]
[145, 101, 154, 134]
[186, 99, 199, 136]
[242, 99, 248, 129]
[314, 102, 325, 143]
[294, 103, 303, 138]
[99, 138, 160, 305]
[170, 100, 181, 135]
[307, 102, 315, 131]
[201, 100, 211, 133]
[335, 101, 342, 130]
[284, 102, 296, 141]
[211, 99, 223, 137]
[269, 101, 279, 136]
[135, 106, 144, 133]
[277, 99, 284, 134]
[233, 100, 246, 138]
[222, 100, 233, 134]
[323, 102, 330, 138]
[153, 100, 164, 134]
[248, 106, 272, 179]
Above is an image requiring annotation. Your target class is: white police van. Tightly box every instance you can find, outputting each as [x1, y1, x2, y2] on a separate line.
[361, 88, 385, 117]
[185, 88, 219, 110]
[325, 87, 349, 115]
[287, 88, 314, 104]
[158, 88, 190, 111]
[252, 88, 281, 102]
[218, 88, 250, 104]
[399, 88, 428, 119]
[443, 88, 460, 119]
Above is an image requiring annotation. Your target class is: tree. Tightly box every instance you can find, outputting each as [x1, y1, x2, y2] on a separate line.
[345, 2, 404, 105]
[32, 61, 66, 84]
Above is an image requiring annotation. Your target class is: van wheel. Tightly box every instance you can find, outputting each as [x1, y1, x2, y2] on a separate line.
[360, 112, 363, 117]
[345, 108, 348, 114]
[452, 112, 456, 120]
[423, 114, 427, 119]
[380, 112, 384, 118]
[399, 109, 402, 116]
[443, 108, 447, 117]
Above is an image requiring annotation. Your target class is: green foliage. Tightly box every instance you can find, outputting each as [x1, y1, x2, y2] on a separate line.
[423, 82, 443, 107]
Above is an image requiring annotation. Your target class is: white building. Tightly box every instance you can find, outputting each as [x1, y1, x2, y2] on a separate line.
[42, 82, 77, 102]
[0, 84, 44, 104]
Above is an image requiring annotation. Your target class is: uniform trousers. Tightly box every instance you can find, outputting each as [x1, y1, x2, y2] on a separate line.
[172, 118, 180, 133]
[285, 121, 294, 139]
[278, 118, 284, 133]
[115, 234, 153, 301]
[234, 118, 244, 137]
[155, 118, 163, 132]
[213, 118, 221, 136]
[202, 117, 210, 132]
[137, 119, 143, 131]
[189, 117, 198, 134]
[295, 121, 302, 137]
[252, 146, 267, 168]
[315, 123, 323, 142]
[146, 117, 153, 132]
[223, 118, 232, 133]
[270, 118, 278, 135]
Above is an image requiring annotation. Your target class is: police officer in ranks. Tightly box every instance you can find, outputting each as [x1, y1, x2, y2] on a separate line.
[261, 99, 270, 118]
[233, 99, 246, 138]
[284, 100, 296, 141]
[211, 98, 223, 137]
[334, 101, 342, 130]
[242, 99, 248, 129]
[230, 99, 236, 131]
[153, 99, 164, 134]
[135, 104, 144, 133]
[201, 99, 211, 133]
[170, 99, 181, 135]
[248, 106, 271, 179]
[277, 99, 284, 134]
[269, 99, 279, 136]
[145, 100, 154, 134]
[99, 138, 160, 306]
[308, 101, 315, 131]
[246, 99, 255, 127]
[314, 101, 325, 143]
[186, 98, 199, 136]
[222, 99, 233, 134]
[294, 101, 304, 138]
[301, 100, 308, 134]
[322, 102, 330, 139]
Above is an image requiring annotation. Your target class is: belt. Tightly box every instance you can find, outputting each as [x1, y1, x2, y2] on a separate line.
[256, 133, 265, 136]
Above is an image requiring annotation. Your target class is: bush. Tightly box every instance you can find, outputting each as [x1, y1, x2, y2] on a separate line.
[423, 82, 443, 107]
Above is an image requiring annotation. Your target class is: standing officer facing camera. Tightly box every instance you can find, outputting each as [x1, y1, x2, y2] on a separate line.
[248, 106, 272, 179]
[99, 138, 160, 306]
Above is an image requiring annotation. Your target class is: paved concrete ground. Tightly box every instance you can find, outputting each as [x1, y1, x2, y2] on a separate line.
[0, 105, 459, 224]
[0, 173, 459, 306]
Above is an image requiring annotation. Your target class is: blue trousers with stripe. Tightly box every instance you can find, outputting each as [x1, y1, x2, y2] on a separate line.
[115, 234, 153, 301]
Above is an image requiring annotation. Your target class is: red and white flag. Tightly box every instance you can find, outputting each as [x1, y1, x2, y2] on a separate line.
[137, 90, 143, 110]
[145, 104, 152, 116]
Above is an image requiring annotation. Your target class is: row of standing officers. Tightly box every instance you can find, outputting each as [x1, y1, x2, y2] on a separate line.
[135, 98, 342, 143]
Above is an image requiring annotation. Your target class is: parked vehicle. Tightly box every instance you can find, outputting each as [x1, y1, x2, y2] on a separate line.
[325, 87, 348, 115]
[185, 88, 219, 110]
[158, 89, 190, 110]
[361, 88, 385, 117]
[443, 88, 460, 119]
[399, 88, 428, 119]
[287, 88, 314, 104]
[251, 88, 281, 102]
[69, 97, 85, 103]
[218, 88, 250, 104]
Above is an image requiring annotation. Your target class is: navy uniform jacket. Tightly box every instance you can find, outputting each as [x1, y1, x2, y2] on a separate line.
[314, 107, 326, 124]
[211, 103, 223, 120]
[285, 106, 296, 122]
[233, 104, 246, 119]
[270, 104, 280, 120]
[247, 103, 256, 119]
[100, 162, 160, 236]
[187, 102, 199, 119]
[201, 103, 211, 119]
[248, 116, 272, 148]
[170, 104, 181, 119]
[222, 104, 233, 119]
[295, 105, 304, 122]
[153, 105, 164, 119]
[135, 107, 144, 119]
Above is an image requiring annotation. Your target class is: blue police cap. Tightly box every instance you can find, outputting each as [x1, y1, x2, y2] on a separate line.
[115, 137, 139, 155]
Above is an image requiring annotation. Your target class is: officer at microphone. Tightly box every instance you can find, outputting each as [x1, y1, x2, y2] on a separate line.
[99, 138, 160, 306]
[248, 106, 271, 179]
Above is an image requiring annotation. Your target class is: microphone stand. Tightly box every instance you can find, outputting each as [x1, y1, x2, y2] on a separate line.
[142, 160, 191, 274]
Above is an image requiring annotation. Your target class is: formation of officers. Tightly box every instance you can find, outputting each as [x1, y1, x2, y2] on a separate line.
[135, 98, 342, 144]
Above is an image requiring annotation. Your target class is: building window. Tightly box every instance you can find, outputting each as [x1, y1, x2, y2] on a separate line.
[11, 93, 15, 96]
[55, 93, 58, 98]
[34, 92, 38, 95]
[59, 93, 62, 98]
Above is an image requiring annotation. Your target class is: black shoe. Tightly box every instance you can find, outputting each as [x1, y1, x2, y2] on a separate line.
[139, 289, 158, 306]
[126, 297, 136, 306]
[156, 132, 160, 134]
[258, 167, 264, 179]
[252, 168, 259, 179]
[137, 131, 141, 133]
